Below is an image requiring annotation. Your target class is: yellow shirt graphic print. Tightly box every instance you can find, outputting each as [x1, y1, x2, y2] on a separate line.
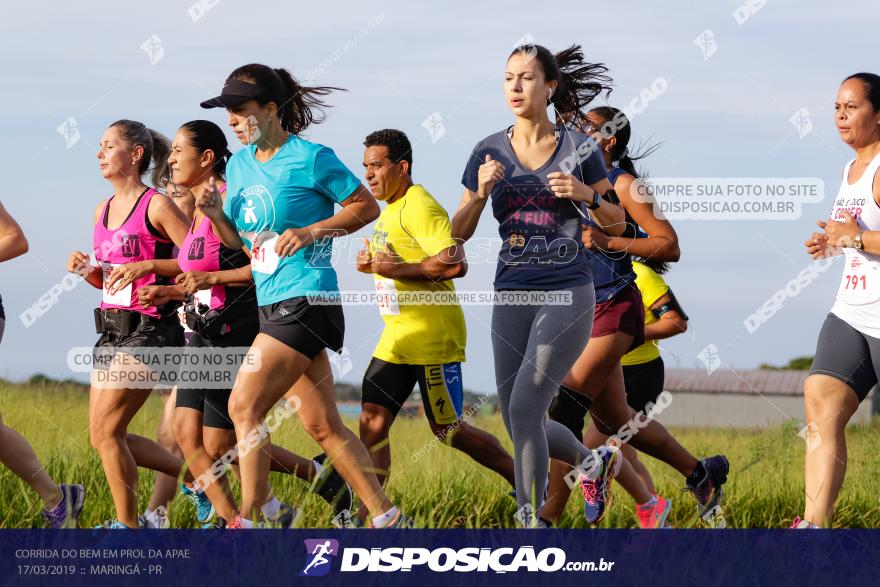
[370, 185, 466, 365]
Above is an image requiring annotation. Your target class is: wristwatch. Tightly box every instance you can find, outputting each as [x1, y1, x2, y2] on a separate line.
[853, 230, 864, 250]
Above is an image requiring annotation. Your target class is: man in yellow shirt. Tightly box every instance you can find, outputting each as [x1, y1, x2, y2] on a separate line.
[355, 129, 515, 520]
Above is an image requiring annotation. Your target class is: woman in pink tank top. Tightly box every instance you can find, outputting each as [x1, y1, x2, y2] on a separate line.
[64, 120, 198, 529]
[795, 73, 880, 529]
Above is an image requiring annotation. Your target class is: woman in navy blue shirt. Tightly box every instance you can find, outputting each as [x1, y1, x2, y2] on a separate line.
[453, 43, 636, 527]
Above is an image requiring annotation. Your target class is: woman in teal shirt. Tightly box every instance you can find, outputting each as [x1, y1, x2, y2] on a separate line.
[200, 63, 410, 529]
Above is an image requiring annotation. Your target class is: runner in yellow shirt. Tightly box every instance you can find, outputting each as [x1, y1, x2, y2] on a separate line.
[618, 258, 689, 495]
[355, 129, 515, 523]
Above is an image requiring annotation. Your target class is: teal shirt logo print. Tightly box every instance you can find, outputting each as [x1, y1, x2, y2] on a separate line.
[231, 185, 276, 241]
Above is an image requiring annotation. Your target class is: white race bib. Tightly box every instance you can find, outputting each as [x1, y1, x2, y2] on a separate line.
[177, 306, 192, 333]
[101, 262, 133, 306]
[195, 288, 212, 308]
[375, 278, 400, 316]
[178, 289, 213, 334]
[837, 252, 880, 305]
[251, 233, 280, 275]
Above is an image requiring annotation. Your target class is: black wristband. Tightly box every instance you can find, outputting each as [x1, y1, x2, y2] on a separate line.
[601, 188, 620, 205]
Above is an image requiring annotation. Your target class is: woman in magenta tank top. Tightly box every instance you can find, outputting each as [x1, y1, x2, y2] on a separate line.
[64, 120, 197, 529]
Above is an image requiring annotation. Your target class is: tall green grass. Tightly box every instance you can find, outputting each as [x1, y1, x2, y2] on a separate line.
[1, 384, 879, 528]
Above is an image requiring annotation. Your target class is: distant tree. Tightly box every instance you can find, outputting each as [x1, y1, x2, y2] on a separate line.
[759, 356, 813, 371]
[20, 374, 88, 390]
[27, 374, 54, 386]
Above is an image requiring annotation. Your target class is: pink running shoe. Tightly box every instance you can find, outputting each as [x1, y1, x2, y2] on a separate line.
[227, 516, 244, 529]
[790, 516, 819, 529]
[636, 495, 672, 529]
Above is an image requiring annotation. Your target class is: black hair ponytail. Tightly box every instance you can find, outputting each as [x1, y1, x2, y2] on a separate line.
[509, 44, 612, 124]
[228, 63, 345, 135]
[587, 106, 661, 179]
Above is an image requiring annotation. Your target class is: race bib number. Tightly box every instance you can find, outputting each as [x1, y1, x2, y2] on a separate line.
[375, 278, 400, 316]
[177, 306, 192, 333]
[195, 288, 212, 308]
[101, 262, 133, 306]
[251, 233, 280, 275]
[837, 253, 880, 305]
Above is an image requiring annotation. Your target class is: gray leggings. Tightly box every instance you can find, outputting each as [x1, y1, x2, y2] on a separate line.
[491, 284, 596, 511]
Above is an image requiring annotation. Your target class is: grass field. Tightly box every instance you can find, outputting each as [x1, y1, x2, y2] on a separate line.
[1, 384, 879, 529]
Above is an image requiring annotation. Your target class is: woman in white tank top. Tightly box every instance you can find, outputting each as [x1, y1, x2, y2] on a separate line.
[794, 73, 880, 529]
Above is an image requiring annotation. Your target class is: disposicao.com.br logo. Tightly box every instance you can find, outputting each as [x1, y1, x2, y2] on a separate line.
[301, 539, 615, 575]
[301, 539, 340, 577]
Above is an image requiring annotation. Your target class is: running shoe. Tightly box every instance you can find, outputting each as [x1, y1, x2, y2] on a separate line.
[260, 502, 301, 528]
[42, 484, 85, 529]
[94, 520, 131, 529]
[580, 446, 620, 525]
[181, 483, 215, 523]
[683, 455, 729, 527]
[202, 517, 228, 529]
[635, 495, 672, 529]
[139, 506, 170, 529]
[369, 510, 414, 529]
[790, 516, 820, 529]
[312, 453, 354, 515]
[226, 516, 244, 529]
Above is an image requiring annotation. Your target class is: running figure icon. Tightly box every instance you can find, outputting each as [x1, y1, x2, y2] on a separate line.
[302, 540, 336, 575]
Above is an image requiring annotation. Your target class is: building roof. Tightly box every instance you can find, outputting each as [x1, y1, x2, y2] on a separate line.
[663, 369, 809, 396]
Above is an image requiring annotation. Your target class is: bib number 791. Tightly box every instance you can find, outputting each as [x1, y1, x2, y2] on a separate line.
[843, 274, 867, 290]
[837, 253, 880, 305]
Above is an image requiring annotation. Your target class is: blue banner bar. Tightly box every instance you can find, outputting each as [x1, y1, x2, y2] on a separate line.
[2, 530, 879, 585]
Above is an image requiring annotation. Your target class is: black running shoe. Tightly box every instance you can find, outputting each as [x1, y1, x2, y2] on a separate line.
[684, 455, 729, 527]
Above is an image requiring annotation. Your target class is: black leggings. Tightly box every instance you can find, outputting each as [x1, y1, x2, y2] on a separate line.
[176, 321, 259, 430]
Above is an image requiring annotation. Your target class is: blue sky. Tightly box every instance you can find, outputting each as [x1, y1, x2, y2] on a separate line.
[0, 0, 873, 393]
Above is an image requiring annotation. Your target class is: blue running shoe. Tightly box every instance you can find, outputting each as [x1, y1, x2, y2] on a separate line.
[94, 520, 131, 529]
[43, 484, 85, 529]
[181, 483, 215, 524]
[580, 446, 620, 524]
